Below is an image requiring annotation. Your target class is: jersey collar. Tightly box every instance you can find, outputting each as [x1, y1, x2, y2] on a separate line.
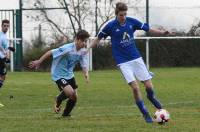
[115, 17, 127, 27]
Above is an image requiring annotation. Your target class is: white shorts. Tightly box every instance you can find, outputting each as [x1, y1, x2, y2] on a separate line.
[118, 57, 152, 83]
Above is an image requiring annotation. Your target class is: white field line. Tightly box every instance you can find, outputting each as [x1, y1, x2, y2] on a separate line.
[0, 100, 196, 113]
[0, 100, 197, 119]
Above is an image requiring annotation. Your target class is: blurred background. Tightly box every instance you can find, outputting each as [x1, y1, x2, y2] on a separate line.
[1, 0, 200, 71]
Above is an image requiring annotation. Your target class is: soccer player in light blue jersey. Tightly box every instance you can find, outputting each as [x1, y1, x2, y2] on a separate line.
[88, 2, 171, 123]
[0, 19, 11, 107]
[29, 30, 90, 117]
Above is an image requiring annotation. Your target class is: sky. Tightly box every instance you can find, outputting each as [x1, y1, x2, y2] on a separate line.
[0, 0, 200, 40]
[0, 0, 19, 9]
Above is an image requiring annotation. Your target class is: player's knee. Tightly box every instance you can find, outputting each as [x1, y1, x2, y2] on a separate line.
[68, 91, 77, 101]
[132, 87, 140, 95]
[71, 94, 77, 102]
[143, 80, 153, 88]
[144, 84, 153, 89]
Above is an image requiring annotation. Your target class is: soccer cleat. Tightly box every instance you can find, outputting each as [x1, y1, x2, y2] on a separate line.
[0, 103, 4, 107]
[143, 114, 153, 123]
[54, 104, 61, 114]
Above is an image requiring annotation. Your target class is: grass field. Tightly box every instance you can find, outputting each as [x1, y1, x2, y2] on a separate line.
[0, 68, 200, 132]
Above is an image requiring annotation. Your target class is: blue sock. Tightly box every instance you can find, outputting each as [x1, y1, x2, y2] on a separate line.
[136, 100, 149, 116]
[146, 88, 162, 109]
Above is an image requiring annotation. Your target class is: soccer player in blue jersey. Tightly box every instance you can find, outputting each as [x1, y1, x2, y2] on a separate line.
[88, 2, 170, 123]
[29, 30, 90, 117]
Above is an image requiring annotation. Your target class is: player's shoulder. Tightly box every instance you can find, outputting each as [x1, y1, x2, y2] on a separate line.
[102, 18, 117, 28]
[53, 42, 75, 53]
[61, 42, 75, 49]
[108, 18, 118, 25]
[126, 17, 140, 23]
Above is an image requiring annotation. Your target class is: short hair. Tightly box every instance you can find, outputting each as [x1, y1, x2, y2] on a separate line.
[2, 19, 10, 25]
[76, 30, 90, 40]
[115, 2, 128, 15]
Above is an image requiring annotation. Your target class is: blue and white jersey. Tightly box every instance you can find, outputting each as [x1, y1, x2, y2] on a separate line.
[51, 43, 88, 81]
[98, 17, 149, 65]
[0, 32, 9, 59]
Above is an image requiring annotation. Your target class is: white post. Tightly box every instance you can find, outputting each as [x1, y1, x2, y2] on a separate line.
[9, 39, 14, 72]
[89, 48, 93, 71]
[145, 39, 149, 69]
[87, 38, 93, 71]
[9, 38, 22, 72]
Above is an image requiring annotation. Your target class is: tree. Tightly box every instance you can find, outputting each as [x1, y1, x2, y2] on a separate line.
[187, 21, 200, 36]
[22, 0, 142, 42]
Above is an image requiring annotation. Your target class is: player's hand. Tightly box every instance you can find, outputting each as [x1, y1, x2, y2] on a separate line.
[169, 32, 176, 36]
[163, 31, 176, 36]
[8, 47, 15, 52]
[28, 60, 41, 70]
[163, 31, 169, 35]
[5, 58, 10, 63]
[84, 74, 90, 84]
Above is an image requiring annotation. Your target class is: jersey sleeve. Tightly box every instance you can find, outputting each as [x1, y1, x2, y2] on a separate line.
[97, 23, 112, 39]
[3, 39, 9, 49]
[51, 44, 71, 59]
[131, 18, 150, 32]
[79, 53, 88, 70]
[0, 35, 9, 50]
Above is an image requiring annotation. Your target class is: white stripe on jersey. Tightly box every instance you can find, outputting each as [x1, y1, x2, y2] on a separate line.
[140, 23, 144, 29]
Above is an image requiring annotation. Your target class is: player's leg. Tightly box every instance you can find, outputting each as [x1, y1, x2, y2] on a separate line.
[129, 81, 153, 123]
[134, 57, 162, 109]
[0, 76, 5, 88]
[0, 60, 7, 89]
[54, 78, 70, 113]
[0, 75, 5, 107]
[62, 89, 77, 117]
[143, 80, 162, 109]
[0, 60, 7, 107]
[62, 78, 78, 117]
[54, 91, 67, 113]
[119, 61, 152, 123]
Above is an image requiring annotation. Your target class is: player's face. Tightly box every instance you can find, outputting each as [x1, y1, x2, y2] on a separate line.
[1, 23, 10, 33]
[77, 39, 88, 50]
[117, 11, 127, 24]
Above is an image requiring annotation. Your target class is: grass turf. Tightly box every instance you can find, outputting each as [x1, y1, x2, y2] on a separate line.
[0, 68, 200, 132]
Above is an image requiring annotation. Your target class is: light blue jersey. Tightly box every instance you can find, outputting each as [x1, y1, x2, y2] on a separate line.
[0, 32, 9, 59]
[51, 43, 88, 81]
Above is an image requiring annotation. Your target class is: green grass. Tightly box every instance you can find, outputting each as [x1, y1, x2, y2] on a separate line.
[0, 68, 200, 132]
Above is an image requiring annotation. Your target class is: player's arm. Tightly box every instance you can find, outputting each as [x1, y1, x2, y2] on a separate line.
[132, 18, 171, 36]
[148, 29, 170, 36]
[87, 23, 111, 51]
[29, 50, 52, 69]
[87, 37, 101, 49]
[82, 68, 89, 84]
[1, 39, 12, 63]
[80, 53, 90, 83]
[5, 50, 10, 63]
